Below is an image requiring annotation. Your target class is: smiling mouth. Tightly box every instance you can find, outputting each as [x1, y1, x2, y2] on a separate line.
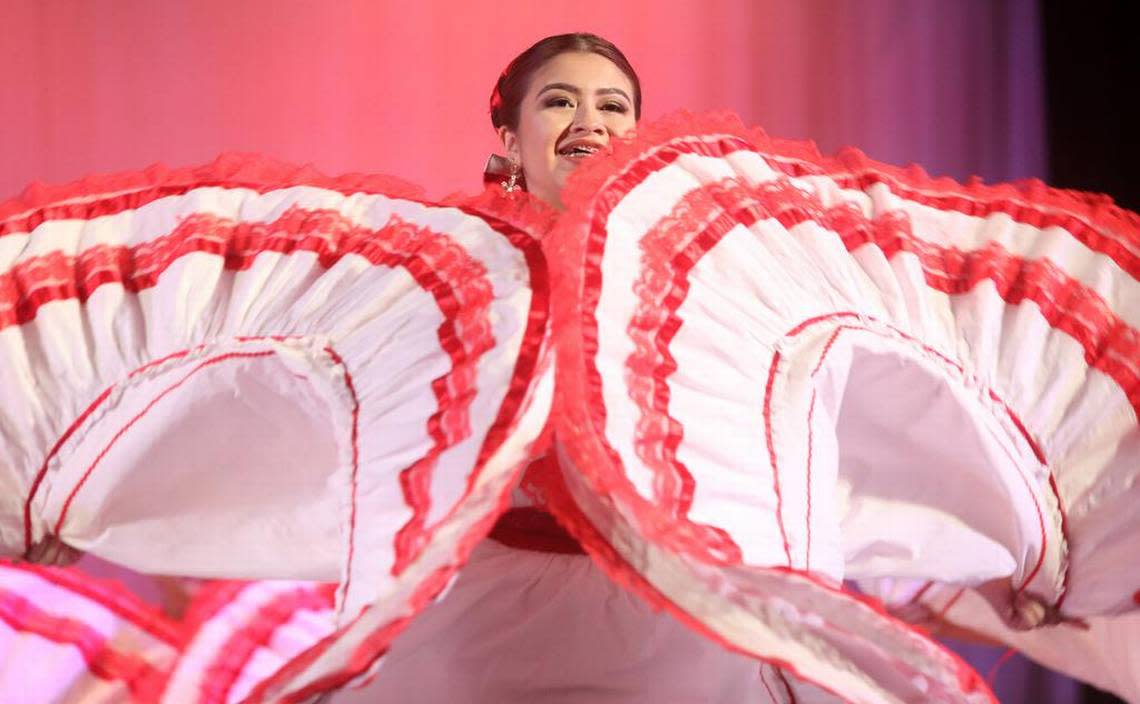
[558, 144, 602, 159]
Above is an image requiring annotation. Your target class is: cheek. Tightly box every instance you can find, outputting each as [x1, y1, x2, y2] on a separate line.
[533, 127, 557, 157]
[521, 135, 550, 178]
[521, 119, 559, 167]
[611, 114, 637, 136]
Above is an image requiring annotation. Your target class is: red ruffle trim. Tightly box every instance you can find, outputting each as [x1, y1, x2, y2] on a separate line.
[1, 151, 560, 252]
[560, 110, 1140, 271]
[546, 111, 1133, 573]
[1, 155, 556, 703]
[0, 153, 425, 237]
[444, 184, 559, 245]
[0, 583, 172, 701]
[198, 584, 336, 704]
[7, 563, 183, 646]
[526, 456, 994, 703]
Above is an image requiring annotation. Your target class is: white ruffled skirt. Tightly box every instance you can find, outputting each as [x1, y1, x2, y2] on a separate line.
[1, 112, 1138, 703]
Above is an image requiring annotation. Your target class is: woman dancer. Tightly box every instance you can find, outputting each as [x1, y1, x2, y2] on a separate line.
[341, 33, 774, 704]
[4, 29, 1136, 704]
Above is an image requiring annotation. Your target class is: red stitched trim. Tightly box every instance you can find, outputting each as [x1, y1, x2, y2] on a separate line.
[21, 385, 113, 555]
[8, 564, 182, 646]
[249, 436, 552, 702]
[5, 164, 550, 583]
[759, 667, 781, 703]
[793, 319, 1061, 606]
[763, 350, 794, 566]
[996, 405, 1072, 606]
[525, 455, 996, 703]
[11, 205, 498, 584]
[233, 197, 551, 703]
[561, 170, 1089, 595]
[804, 392, 817, 573]
[537, 118, 1104, 699]
[19, 343, 210, 550]
[200, 585, 335, 704]
[1045, 475, 1072, 608]
[769, 181, 1135, 414]
[907, 581, 936, 607]
[984, 647, 1019, 686]
[775, 668, 798, 703]
[556, 172, 1123, 584]
[811, 328, 844, 376]
[7, 166, 552, 702]
[33, 340, 363, 631]
[936, 588, 967, 619]
[0, 586, 170, 701]
[321, 346, 361, 609]
[20, 335, 365, 636]
[5, 167, 553, 573]
[803, 326, 843, 574]
[52, 350, 276, 535]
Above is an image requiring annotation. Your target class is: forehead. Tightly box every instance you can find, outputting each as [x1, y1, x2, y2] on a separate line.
[527, 51, 634, 95]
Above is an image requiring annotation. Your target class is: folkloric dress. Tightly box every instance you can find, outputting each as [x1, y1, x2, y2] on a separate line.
[1, 113, 1137, 703]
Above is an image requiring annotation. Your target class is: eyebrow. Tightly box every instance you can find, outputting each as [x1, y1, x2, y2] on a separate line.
[537, 82, 632, 103]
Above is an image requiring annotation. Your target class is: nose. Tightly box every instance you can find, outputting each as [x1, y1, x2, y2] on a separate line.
[570, 103, 606, 135]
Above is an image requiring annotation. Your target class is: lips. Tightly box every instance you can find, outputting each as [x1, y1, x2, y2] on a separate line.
[557, 140, 606, 159]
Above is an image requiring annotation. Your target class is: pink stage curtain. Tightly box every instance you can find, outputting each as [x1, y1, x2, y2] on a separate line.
[1, 0, 1045, 200]
[2, 1, 1076, 701]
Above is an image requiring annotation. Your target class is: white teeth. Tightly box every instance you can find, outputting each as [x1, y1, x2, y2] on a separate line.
[560, 144, 600, 156]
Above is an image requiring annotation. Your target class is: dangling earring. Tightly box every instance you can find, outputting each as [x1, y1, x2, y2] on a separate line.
[482, 154, 522, 192]
[502, 161, 521, 192]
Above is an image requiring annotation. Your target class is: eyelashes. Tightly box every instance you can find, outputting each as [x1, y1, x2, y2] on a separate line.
[542, 96, 629, 114]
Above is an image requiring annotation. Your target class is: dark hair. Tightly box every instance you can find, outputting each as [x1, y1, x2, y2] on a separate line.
[490, 33, 642, 132]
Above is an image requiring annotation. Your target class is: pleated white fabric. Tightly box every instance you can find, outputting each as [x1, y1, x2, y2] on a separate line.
[0, 155, 554, 701]
[1, 112, 1138, 702]
[543, 112, 1139, 703]
[334, 538, 771, 704]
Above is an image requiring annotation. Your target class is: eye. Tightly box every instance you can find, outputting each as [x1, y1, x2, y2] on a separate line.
[602, 102, 629, 114]
[544, 96, 574, 108]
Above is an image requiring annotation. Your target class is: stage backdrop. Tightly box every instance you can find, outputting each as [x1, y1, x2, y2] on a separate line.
[1, 0, 1046, 201]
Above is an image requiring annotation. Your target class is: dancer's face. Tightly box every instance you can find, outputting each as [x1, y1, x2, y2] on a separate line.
[499, 51, 637, 209]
